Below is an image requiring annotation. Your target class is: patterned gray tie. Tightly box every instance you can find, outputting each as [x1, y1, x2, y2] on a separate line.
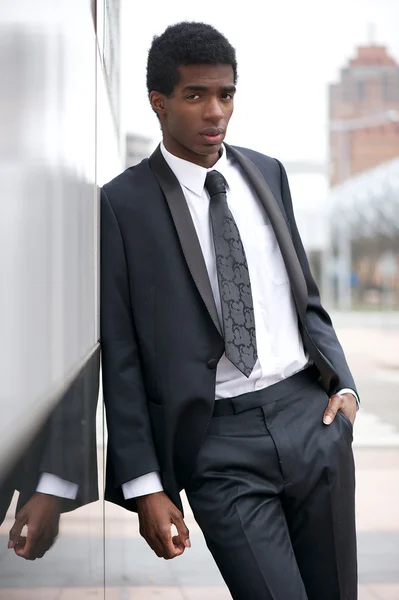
[206, 170, 258, 377]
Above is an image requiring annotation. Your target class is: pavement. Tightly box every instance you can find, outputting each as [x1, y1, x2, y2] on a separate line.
[0, 311, 398, 599]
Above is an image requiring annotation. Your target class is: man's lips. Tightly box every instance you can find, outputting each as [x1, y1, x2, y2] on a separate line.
[200, 128, 224, 143]
[200, 128, 224, 136]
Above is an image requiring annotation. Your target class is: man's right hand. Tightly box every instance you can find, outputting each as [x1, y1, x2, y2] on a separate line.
[8, 492, 61, 560]
[136, 491, 190, 559]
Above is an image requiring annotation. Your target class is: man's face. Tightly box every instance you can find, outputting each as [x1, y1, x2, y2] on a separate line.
[152, 63, 235, 168]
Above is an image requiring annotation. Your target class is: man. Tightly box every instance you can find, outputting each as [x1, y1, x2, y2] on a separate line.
[3, 350, 99, 560]
[101, 22, 358, 600]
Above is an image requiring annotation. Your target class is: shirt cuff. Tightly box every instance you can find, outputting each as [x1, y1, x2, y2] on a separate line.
[122, 471, 164, 500]
[37, 473, 79, 500]
[337, 388, 360, 410]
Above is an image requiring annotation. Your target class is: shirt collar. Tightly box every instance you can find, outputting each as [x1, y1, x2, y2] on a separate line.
[160, 141, 229, 197]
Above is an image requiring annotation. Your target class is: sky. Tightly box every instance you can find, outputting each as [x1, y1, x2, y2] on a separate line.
[120, 0, 399, 164]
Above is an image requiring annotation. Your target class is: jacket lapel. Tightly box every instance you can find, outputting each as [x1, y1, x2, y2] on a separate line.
[149, 145, 222, 337]
[226, 144, 308, 318]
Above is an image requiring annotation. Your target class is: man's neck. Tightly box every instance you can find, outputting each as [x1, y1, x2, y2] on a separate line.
[162, 139, 222, 169]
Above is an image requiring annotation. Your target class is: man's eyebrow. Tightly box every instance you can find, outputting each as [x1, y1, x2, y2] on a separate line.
[181, 85, 237, 93]
[182, 85, 209, 92]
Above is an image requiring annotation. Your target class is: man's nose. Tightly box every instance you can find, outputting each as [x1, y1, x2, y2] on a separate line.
[203, 98, 225, 121]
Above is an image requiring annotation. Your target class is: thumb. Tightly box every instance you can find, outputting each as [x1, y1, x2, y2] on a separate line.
[323, 394, 341, 425]
[9, 513, 27, 549]
[172, 513, 191, 549]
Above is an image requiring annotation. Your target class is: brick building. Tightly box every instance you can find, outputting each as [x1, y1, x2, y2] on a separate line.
[329, 44, 399, 187]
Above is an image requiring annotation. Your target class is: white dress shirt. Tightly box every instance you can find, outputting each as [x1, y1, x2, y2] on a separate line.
[36, 472, 78, 499]
[38, 143, 357, 501]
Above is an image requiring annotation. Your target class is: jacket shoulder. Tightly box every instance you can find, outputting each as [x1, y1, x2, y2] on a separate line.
[101, 158, 160, 212]
[231, 145, 281, 177]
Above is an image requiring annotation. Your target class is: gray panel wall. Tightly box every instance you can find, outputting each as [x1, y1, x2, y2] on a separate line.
[0, 0, 120, 475]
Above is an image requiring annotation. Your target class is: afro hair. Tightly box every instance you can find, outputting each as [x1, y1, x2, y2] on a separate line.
[147, 21, 237, 98]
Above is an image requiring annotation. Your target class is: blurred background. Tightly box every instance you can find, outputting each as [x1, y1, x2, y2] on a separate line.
[0, 0, 398, 598]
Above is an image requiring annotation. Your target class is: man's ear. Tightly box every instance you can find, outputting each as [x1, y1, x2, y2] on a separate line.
[150, 91, 166, 117]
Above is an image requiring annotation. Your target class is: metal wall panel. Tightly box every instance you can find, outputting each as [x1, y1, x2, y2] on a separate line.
[0, 0, 119, 475]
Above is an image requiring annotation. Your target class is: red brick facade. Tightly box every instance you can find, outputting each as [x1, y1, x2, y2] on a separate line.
[329, 45, 399, 187]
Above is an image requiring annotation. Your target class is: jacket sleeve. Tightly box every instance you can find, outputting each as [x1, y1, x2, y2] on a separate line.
[276, 159, 358, 397]
[38, 347, 100, 509]
[100, 188, 160, 486]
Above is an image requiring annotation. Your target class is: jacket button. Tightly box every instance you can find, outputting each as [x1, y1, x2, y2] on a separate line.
[207, 358, 218, 369]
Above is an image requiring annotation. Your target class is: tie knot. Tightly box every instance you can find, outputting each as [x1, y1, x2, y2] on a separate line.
[205, 170, 227, 197]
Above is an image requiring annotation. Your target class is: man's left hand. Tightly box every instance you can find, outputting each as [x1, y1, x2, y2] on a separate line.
[323, 393, 357, 426]
[8, 492, 61, 560]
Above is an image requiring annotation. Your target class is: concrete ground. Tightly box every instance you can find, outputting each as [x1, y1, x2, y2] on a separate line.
[0, 311, 398, 599]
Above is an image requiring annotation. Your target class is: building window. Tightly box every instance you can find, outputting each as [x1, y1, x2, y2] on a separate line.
[357, 80, 365, 101]
[382, 75, 399, 101]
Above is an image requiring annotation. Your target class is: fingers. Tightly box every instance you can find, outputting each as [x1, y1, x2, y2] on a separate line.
[15, 531, 55, 560]
[10, 535, 26, 554]
[141, 518, 190, 559]
[159, 513, 190, 559]
[323, 394, 343, 425]
[137, 493, 190, 560]
[172, 512, 191, 549]
[158, 524, 184, 559]
[15, 523, 42, 560]
[8, 494, 60, 560]
[8, 514, 26, 549]
[140, 522, 173, 559]
[172, 534, 185, 551]
[10, 520, 56, 560]
[15, 538, 35, 560]
[339, 392, 358, 425]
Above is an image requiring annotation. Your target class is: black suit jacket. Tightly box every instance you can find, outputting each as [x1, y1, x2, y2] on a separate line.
[0, 348, 100, 524]
[101, 144, 357, 514]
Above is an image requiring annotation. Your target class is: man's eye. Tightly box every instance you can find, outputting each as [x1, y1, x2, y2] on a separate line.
[187, 94, 200, 100]
[221, 93, 233, 100]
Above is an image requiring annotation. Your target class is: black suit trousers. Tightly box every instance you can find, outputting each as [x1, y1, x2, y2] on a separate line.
[186, 378, 357, 600]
